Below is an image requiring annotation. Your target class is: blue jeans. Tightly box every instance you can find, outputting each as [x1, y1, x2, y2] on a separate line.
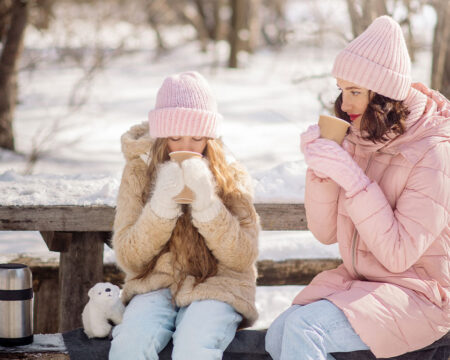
[109, 288, 242, 360]
[266, 300, 370, 360]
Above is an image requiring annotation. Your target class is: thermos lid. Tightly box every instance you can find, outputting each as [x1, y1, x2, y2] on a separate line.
[0, 264, 32, 291]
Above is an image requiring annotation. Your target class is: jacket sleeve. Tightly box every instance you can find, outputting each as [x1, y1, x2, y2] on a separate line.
[192, 167, 260, 273]
[304, 168, 340, 244]
[112, 159, 177, 274]
[344, 143, 449, 273]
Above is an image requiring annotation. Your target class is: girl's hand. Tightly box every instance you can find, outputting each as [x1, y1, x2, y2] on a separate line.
[182, 157, 222, 222]
[150, 162, 184, 219]
[305, 138, 371, 197]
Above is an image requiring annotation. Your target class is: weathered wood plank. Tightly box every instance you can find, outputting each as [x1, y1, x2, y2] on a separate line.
[58, 232, 104, 332]
[0, 353, 69, 359]
[0, 206, 115, 231]
[256, 203, 307, 230]
[257, 259, 342, 285]
[39, 231, 71, 252]
[0, 204, 307, 231]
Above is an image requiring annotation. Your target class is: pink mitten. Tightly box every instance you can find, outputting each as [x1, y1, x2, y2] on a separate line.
[305, 139, 371, 197]
[300, 125, 328, 179]
[300, 125, 320, 154]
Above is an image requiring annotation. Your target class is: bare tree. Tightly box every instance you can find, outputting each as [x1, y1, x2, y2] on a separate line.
[345, 0, 388, 38]
[228, 0, 251, 68]
[170, 0, 212, 52]
[0, 0, 29, 151]
[345, 0, 425, 62]
[431, 0, 450, 98]
[261, 0, 287, 48]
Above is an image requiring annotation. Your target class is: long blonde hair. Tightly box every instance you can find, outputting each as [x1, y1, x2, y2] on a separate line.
[135, 137, 251, 294]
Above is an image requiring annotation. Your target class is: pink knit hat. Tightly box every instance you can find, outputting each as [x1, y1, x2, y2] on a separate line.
[148, 71, 222, 138]
[332, 16, 411, 101]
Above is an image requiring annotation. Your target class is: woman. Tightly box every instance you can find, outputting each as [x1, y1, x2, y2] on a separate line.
[266, 16, 449, 360]
[110, 71, 259, 359]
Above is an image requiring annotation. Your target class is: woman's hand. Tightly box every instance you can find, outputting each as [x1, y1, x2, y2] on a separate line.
[304, 138, 371, 197]
[300, 124, 320, 153]
[300, 125, 328, 179]
[150, 162, 184, 219]
[182, 157, 222, 222]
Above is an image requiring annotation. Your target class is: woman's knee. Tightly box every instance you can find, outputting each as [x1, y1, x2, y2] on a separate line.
[265, 305, 301, 359]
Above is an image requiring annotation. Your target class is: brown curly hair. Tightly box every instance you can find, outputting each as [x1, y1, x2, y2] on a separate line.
[334, 91, 410, 142]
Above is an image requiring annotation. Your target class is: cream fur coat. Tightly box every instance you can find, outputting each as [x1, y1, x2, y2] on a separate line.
[112, 122, 260, 327]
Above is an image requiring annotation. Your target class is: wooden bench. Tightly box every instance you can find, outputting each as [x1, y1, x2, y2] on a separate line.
[1, 204, 448, 360]
[1, 203, 339, 332]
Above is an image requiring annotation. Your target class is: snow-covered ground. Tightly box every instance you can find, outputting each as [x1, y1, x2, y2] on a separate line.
[0, 0, 436, 330]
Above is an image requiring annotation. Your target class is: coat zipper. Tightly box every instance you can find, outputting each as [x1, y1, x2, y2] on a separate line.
[351, 152, 375, 280]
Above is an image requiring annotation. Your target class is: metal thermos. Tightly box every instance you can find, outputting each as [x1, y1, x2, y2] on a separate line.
[0, 264, 33, 346]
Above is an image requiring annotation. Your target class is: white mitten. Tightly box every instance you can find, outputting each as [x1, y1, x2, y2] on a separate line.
[182, 158, 222, 222]
[150, 162, 184, 219]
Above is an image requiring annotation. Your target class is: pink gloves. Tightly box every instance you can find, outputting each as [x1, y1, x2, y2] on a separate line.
[182, 157, 222, 222]
[304, 138, 371, 197]
[300, 124, 321, 153]
[300, 125, 328, 179]
[300, 125, 371, 197]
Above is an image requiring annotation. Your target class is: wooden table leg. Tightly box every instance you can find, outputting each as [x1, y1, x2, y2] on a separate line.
[58, 232, 104, 332]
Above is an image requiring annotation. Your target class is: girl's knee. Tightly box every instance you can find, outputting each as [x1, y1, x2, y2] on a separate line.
[266, 306, 300, 359]
[110, 330, 148, 360]
[110, 323, 171, 360]
[172, 341, 223, 360]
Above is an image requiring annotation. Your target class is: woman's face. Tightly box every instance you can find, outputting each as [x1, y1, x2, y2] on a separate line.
[337, 78, 371, 129]
[167, 136, 208, 154]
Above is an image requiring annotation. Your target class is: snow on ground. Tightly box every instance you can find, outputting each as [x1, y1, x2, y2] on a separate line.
[0, 334, 66, 353]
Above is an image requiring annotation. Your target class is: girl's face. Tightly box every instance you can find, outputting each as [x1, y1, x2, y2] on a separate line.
[336, 78, 371, 129]
[167, 136, 208, 154]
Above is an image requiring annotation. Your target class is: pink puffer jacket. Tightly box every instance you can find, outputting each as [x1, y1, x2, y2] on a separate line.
[293, 83, 450, 358]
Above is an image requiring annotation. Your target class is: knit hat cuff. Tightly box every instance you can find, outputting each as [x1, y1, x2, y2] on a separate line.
[148, 107, 222, 138]
[332, 50, 411, 101]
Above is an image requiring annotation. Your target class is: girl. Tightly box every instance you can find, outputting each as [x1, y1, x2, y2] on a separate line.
[110, 71, 259, 359]
[266, 16, 450, 360]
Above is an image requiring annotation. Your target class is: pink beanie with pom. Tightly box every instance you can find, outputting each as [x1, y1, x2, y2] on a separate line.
[332, 16, 411, 101]
[148, 71, 222, 138]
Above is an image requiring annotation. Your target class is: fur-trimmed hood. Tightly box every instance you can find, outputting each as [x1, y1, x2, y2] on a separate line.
[120, 122, 154, 162]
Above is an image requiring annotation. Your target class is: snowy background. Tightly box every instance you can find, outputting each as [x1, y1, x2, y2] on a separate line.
[0, 0, 436, 330]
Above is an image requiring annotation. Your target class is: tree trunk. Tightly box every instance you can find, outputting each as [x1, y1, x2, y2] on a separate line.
[431, 0, 450, 98]
[246, 0, 261, 53]
[228, 0, 247, 68]
[0, 0, 28, 151]
[346, 0, 365, 38]
[212, 0, 226, 42]
[346, 0, 388, 38]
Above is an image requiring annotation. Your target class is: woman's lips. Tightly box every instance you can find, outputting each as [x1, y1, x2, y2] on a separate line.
[348, 114, 360, 122]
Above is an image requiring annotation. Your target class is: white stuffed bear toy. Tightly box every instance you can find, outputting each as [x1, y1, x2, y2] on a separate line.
[82, 282, 125, 339]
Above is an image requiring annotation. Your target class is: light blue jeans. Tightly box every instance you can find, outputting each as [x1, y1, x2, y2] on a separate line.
[266, 300, 370, 360]
[109, 288, 242, 360]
